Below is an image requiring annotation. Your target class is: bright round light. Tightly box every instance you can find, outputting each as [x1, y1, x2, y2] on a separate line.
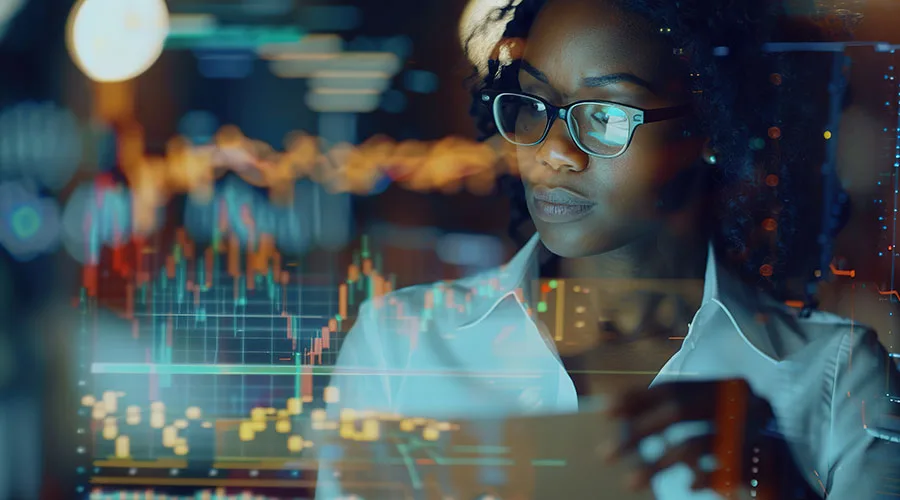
[66, 0, 169, 82]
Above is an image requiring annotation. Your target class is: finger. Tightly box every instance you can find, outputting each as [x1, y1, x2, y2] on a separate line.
[627, 436, 712, 490]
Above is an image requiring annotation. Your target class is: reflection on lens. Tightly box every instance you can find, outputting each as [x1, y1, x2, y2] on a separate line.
[494, 93, 548, 146]
[572, 103, 629, 156]
[491, 94, 633, 157]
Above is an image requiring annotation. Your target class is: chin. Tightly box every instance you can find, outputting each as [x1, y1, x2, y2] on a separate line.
[532, 212, 655, 259]
[534, 222, 618, 259]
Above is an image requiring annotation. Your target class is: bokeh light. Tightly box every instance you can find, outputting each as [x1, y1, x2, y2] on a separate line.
[0, 101, 83, 191]
[380, 89, 407, 113]
[184, 177, 317, 255]
[0, 181, 61, 261]
[66, 0, 169, 82]
[0, 0, 25, 39]
[297, 5, 361, 32]
[178, 111, 220, 145]
[195, 49, 255, 79]
[436, 233, 504, 268]
[404, 70, 439, 94]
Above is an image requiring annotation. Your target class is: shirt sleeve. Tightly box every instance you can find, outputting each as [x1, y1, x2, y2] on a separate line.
[314, 301, 396, 500]
[825, 327, 900, 499]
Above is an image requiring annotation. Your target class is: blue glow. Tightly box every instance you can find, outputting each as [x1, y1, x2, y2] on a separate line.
[404, 70, 440, 94]
[10, 205, 40, 239]
[178, 110, 219, 144]
[0, 181, 61, 261]
[380, 90, 407, 114]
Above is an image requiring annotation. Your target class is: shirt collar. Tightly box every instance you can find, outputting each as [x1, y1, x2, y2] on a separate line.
[442, 234, 541, 330]
[450, 233, 781, 360]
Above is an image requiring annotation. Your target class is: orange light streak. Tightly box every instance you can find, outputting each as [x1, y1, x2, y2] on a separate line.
[829, 263, 856, 278]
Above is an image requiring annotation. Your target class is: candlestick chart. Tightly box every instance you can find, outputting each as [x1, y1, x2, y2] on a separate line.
[74, 191, 404, 497]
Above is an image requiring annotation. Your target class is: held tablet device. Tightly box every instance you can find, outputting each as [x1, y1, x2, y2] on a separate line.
[317, 409, 655, 500]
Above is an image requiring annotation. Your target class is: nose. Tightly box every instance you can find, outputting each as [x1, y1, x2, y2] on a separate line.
[534, 120, 588, 173]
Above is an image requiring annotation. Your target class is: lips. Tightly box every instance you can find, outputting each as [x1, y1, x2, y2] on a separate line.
[531, 185, 595, 206]
[530, 185, 596, 224]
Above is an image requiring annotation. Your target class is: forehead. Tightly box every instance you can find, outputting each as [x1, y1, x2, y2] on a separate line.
[522, 0, 673, 93]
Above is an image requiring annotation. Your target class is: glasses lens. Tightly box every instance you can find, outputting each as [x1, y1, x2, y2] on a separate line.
[493, 93, 549, 146]
[570, 103, 630, 156]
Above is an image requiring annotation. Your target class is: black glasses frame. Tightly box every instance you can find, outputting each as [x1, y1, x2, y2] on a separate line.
[480, 90, 692, 158]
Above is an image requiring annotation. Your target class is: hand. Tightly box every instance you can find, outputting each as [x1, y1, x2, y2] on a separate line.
[599, 379, 778, 496]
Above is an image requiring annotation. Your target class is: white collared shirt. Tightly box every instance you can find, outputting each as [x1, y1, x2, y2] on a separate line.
[316, 234, 900, 499]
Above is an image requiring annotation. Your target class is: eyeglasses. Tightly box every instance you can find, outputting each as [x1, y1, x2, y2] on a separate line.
[480, 90, 692, 158]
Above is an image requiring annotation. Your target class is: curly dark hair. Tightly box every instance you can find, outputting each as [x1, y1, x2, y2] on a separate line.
[466, 0, 850, 303]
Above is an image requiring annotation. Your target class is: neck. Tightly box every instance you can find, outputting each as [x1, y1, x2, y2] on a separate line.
[558, 217, 709, 282]
[549, 211, 710, 348]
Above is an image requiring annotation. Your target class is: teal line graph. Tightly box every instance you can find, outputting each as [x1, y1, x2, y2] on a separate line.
[91, 363, 337, 376]
[90, 363, 558, 378]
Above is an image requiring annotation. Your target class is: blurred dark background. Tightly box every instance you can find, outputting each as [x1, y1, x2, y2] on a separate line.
[1, 0, 900, 497]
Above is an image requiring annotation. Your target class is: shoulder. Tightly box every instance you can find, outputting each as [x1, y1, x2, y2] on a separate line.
[343, 282, 432, 360]
[777, 307, 885, 375]
[785, 307, 873, 352]
[344, 274, 486, 360]
[356, 265, 510, 333]
[716, 284, 878, 363]
[357, 279, 469, 330]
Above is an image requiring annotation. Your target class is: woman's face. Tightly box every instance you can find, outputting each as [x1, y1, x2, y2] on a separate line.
[518, 0, 706, 258]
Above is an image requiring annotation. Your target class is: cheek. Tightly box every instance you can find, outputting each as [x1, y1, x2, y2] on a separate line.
[621, 127, 704, 186]
[589, 134, 703, 209]
[589, 155, 659, 210]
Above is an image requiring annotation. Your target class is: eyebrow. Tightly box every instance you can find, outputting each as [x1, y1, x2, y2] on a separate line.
[521, 59, 656, 93]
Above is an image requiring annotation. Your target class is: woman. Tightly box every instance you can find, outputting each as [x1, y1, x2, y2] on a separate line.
[316, 0, 899, 498]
